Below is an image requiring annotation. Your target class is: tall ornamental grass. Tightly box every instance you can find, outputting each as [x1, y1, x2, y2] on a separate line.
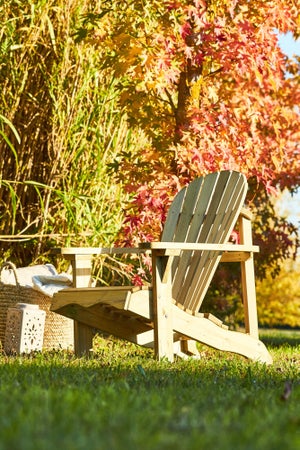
[0, 0, 146, 272]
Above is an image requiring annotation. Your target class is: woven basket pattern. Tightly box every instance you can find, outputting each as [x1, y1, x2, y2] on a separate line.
[0, 262, 73, 350]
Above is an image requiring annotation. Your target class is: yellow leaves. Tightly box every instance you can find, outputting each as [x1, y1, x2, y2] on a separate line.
[254, 67, 264, 88]
[207, 85, 219, 103]
[296, 11, 300, 37]
[113, 32, 129, 47]
[257, 260, 300, 328]
[112, 33, 144, 77]
[268, 74, 282, 92]
[113, 32, 142, 59]
[271, 154, 281, 171]
[189, 73, 220, 107]
[189, 76, 204, 106]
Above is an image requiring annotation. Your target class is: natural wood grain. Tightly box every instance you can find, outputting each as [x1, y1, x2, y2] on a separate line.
[51, 171, 272, 363]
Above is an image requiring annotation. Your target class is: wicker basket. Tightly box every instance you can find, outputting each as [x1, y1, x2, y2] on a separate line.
[0, 262, 74, 351]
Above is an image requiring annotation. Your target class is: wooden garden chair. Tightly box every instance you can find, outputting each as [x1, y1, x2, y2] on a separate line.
[51, 170, 272, 363]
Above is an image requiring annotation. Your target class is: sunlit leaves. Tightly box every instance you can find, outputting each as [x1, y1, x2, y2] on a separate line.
[83, 0, 300, 187]
[78, 0, 300, 273]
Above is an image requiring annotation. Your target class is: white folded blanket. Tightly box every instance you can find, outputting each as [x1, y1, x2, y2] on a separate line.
[32, 273, 73, 297]
[1, 262, 72, 297]
[1, 263, 57, 287]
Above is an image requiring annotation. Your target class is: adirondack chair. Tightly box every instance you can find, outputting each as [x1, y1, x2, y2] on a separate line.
[51, 171, 272, 363]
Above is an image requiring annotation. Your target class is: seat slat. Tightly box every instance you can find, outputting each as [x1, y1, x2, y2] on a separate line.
[52, 286, 135, 310]
[55, 303, 152, 342]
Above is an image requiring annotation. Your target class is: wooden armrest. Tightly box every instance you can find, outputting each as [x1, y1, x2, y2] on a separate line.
[140, 242, 259, 256]
[52, 247, 147, 256]
[52, 246, 148, 288]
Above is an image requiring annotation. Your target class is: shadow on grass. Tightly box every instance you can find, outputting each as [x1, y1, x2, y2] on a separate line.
[260, 328, 300, 348]
[0, 329, 298, 392]
[0, 353, 285, 390]
[0, 338, 297, 391]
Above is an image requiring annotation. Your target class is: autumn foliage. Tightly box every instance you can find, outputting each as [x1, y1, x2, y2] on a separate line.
[79, 0, 300, 278]
[1, 0, 299, 326]
[256, 260, 300, 328]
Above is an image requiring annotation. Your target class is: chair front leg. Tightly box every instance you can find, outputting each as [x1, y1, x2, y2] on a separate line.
[152, 251, 174, 362]
[69, 254, 96, 355]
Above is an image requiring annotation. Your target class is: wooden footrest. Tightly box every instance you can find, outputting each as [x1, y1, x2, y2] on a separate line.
[203, 313, 229, 330]
[174, 301, 229, 330]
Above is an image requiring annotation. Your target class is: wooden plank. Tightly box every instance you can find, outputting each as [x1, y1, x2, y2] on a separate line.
[203, 312, 228, 330]
[52, 286, 153, 321]
[52, 287, 134, 310]
[240, 208, 253, 220]
[135, 329, 155, 347]
[162, 177, 209, 296]
[161, 186, 186, 241]
[61, 253, 95, 354]
[69, 255, 94, 288]
[169, 177, 207, 243]
[174, 172, 248, 311]
[239, 213, 259, 338]
[74, 322, 94, 355]
[171, 173, 220, 298]
[55, 303, 153, 343]
[149, 242, 259, 253]
[220, 251, 251, 262]
[125, 288, 153, 320]
[53, 247, 147, 255]
[152, 253, 174, 362]
[180, 339, 200, 356]
[171, 303, 272, 363]
[203, 312, 223, 327]
[181, 172, 247, 311]
[56, 252, 95, 355]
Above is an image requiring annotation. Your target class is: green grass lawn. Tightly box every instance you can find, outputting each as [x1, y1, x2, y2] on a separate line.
[0, 330, 299, 450]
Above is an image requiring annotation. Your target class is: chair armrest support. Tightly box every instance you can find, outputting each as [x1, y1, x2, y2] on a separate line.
[240, 207, 253, 221]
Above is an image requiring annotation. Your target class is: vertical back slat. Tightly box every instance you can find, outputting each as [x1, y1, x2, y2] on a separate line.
[171, 172, 220, 298]
[161, 188, 186, 242]
[160, 171, 247, 313]
[182, 174, 247, 311]
[173, 172, 230, 305]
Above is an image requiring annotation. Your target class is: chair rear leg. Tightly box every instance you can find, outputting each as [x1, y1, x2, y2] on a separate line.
[239, 213, 259, 338]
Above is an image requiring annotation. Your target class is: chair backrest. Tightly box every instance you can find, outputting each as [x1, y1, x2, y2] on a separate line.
[161, 171, 248, 313]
